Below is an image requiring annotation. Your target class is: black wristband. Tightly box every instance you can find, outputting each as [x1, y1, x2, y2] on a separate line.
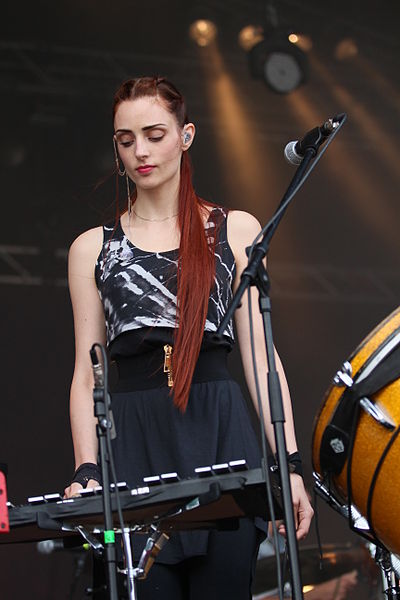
[72, 462, 101, 489]
[288, 452, 303, 478]
[269, 452, 304, 478]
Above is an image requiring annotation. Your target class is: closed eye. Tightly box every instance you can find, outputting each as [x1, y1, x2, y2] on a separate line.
[118, 136, 163, 146]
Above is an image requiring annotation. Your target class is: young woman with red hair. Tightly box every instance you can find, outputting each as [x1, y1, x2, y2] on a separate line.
[64, 77, 313, 599]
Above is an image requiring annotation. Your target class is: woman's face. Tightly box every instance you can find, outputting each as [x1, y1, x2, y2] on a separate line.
[114, 96, 190, 192]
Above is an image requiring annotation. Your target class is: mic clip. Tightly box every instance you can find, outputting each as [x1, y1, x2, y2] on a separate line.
[284, 114, 343, 165]
[297, 123, 330, 157]
[321, 117, 340, 135]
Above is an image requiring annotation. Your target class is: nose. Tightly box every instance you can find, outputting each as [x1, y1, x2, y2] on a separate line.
[134, 136, 149, 159]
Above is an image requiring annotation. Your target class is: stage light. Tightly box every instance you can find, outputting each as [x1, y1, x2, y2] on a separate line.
[238, 25, 264, 51]
[288, 32, 313, 52]
[291, 33, 313, 52]
[248, 31, 308, 94]
[189, 19, 217, 47]
[334, 38, 358, 60]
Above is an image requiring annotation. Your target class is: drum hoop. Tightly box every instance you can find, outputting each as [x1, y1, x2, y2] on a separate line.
[353, 327, 400, 386]
[347, 306, 400, 369]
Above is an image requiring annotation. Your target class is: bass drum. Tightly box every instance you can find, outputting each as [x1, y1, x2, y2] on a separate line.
[312, 306, 400, 554]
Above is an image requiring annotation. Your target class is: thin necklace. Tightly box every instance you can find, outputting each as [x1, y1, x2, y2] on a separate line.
[132, 207, 179, 222]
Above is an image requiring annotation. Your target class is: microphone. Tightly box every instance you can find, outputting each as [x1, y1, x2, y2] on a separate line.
[90, 347, 104, 388]
[90, 345, 116, 439]
[284, 116, 341, 165]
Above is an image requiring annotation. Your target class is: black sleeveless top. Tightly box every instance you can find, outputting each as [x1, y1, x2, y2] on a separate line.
[95, 206, 236, 357]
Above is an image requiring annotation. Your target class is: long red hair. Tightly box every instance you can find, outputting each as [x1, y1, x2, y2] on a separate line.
[113, 77, 216, 412]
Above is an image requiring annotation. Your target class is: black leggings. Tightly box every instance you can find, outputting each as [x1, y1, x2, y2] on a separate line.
[135, 519, 262, 600]
[94, 519, 262, 600]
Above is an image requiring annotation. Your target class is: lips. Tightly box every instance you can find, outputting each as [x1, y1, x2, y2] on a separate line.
[137, 165, 155, 174]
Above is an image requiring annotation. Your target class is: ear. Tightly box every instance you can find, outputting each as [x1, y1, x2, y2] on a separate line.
[182, 123, 196, 150]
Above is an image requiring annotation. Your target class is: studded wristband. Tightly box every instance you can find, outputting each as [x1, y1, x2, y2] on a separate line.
[71, 462, 101, 488]
[270, 452, 304, 478]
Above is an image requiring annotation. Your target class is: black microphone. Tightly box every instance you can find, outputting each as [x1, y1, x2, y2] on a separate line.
[284, 116, 341, 165]
[90, 345, 116, 439]
[90, 347, 104, 388]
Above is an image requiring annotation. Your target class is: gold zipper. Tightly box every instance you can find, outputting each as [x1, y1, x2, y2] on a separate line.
[163, 344, 174, 387]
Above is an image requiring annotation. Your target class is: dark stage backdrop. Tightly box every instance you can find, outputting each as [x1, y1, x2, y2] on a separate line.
[1, 1, 400, 598]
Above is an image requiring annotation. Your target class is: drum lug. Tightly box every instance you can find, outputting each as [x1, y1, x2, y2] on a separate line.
[313, 473, 371, 532]
[359, 397, 396, 430]
[332, 361, 353, 387]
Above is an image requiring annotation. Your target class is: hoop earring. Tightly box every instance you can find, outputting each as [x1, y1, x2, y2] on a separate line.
[113, 137, 126, 176]
[126, 173, 132, 218]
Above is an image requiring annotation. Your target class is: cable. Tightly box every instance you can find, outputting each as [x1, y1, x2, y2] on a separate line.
[243, 115, 347, 598]
[247, 289, 284, 600]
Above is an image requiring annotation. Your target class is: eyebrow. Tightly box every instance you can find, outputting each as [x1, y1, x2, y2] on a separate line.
[115, 123, 167, 134]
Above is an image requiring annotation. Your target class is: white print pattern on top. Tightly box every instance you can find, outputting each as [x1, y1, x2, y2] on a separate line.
[95, 207, 235, 346]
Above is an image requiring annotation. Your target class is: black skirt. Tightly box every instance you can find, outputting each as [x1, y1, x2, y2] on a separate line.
[110, 347, 265, 564]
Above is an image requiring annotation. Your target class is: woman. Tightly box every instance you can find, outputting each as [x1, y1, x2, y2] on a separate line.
[64, 77, 313, 599]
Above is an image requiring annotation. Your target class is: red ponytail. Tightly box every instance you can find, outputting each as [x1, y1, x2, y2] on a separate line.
[172, 152, 215, 411]
[113, 77, 216, 412]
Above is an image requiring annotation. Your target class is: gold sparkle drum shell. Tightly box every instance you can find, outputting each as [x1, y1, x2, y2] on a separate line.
[312, 306, 400, 554]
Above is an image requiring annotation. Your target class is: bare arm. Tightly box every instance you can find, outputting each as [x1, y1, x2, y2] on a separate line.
[64, 227, 106, 497]
[227, 210, 313, 539]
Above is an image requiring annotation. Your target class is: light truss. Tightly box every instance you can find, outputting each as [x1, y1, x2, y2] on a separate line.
[1, 244, 399, 303]
[0, 41, 203, 98]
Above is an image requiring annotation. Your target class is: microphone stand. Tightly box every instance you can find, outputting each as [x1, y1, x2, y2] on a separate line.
[92, 353, 119, 600]
[217, 136, 329, 599]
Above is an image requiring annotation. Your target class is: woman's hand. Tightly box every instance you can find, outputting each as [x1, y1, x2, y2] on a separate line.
[63, 479, 99, 499]
[277, 473, 314, 541]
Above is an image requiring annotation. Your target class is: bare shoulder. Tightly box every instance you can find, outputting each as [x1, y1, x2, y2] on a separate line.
[227, 210, 262, 251]
[69, 226, 104, 277]
[69, 226, 103, 256]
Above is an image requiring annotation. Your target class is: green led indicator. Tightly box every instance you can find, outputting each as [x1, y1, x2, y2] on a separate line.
[104, 530, 115, 544]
